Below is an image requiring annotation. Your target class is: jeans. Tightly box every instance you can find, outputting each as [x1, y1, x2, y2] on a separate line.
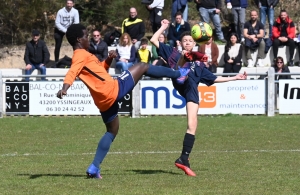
[115, 61, 134, 73]
[232, 7, 246, 40]
[25, 63, 46, 81]
[198, 7, 224, 40]
[182, 4, 188, 22]
[259, 6, 274, 38]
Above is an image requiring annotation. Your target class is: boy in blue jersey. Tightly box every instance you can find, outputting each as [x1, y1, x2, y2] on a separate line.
[150, 19, 247, 176]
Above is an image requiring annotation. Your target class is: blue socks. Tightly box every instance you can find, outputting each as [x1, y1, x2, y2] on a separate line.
[92, 132, 115, 168]
[145, 64, 180, 78]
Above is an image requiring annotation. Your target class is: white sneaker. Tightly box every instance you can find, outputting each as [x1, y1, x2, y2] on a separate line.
[256, 59, 264, 67]
[247, 59, 254, 67]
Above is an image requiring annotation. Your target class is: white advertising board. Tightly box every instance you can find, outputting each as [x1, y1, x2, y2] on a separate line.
[279, 80, 300, 114]
[140, 80, 266, 115]
[28, 81, 131, 115]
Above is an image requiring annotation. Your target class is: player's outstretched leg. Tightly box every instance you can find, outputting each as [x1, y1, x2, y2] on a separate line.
[129, 63, 190, 84]
[87, 115, 119, 179]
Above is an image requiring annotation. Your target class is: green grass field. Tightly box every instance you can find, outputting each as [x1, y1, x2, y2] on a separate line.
[1, 115, 300, 195]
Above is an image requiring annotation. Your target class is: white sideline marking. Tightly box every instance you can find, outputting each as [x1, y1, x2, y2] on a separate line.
[1, 149, 300, 157]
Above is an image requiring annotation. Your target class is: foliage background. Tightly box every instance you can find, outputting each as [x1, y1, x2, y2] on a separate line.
[0, 0, 298, 46]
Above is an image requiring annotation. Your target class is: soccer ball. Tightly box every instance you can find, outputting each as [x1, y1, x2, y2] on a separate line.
[191, 22, 213, 44]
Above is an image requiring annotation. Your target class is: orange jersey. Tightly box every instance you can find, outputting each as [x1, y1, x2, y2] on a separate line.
[64, 49, 119, 112]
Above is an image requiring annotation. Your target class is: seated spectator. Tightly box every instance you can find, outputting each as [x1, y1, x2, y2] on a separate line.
[272, 10, 296, 66]
[151, 33, 169, 66]
[24, 29, 50, 81]
[88, 30, 108, 62]
[244, 10, 266, 67]
[167, 11, 190, 48]
[137, 38, 151, 64]
[198, 37, 219, 73]
[115, 33, 136, 72]
[274, 56, 292, 80]
[223, 33, 243, 75]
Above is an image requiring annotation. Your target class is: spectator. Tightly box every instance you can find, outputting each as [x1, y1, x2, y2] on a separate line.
[122, 7, 145, 51]
[243, 10, 266, 67]
[171, 0, 192, 22]
[137, 38, 151, 64]
[167, 11, 191, 48]
[223, 33, 243, 75]
[194, 0, 227, 43]
[54, 0, 79, 67]
[147, 0, 164, 34]
[89, 30, 108, 62]
[198, 37, 219, 73]
[115, 33, 136, 72]
[274, 56, 292, 80]
[24, 30, 50, 81]
[226, 0, 248, 42]
[151, 33, 169, 66]
[272, 10, 296, 66]
[255, 0, 279, 38]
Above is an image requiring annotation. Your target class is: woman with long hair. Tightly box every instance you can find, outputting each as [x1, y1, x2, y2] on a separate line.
[274, 56, 291, 80]
[115, 33, 136, 72]
[151, 33, 168, 66]
[223, 33, 243, 76]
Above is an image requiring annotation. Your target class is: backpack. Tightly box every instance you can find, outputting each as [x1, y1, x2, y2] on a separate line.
[103, 30, 121, 46]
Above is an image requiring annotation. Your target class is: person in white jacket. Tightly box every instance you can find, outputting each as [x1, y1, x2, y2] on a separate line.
[54, 0, 79, 66]
[147, 0, 164, 34]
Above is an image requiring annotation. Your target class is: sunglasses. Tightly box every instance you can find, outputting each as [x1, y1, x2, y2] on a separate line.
[93, 35, 100, 37]
[277, 61, 283, 64]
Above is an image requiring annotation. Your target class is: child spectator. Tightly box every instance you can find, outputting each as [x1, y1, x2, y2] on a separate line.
[137, 38, 151, 64]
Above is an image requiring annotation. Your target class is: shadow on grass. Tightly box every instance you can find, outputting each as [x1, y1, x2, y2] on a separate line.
[17, 173, 85, 179]
[128, 169, 181, 175]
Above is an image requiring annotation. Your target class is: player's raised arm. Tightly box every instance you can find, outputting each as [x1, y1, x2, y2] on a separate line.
[214, 71, 247, 83]
[150, 19, 170, 49]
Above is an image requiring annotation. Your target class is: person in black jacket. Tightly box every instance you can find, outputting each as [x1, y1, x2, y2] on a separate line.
[223, 33, 243, 76]
[24, 29, 50, 81]
[88, 30, 108, 62]
[167, 11, 191, 48]
[274, 56, 292, 80]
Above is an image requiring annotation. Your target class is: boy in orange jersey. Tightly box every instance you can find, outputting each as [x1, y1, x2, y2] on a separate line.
[56, 23, 190, 179]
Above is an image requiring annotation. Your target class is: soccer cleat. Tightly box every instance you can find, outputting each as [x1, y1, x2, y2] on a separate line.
[86, 164, 102, 179]
[175, 158, 196, 176]
[176, 67, 190, 84]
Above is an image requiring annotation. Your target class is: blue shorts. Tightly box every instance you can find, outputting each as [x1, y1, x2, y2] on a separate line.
[100, 70, 135, 123]
[172, 77, 200, 104]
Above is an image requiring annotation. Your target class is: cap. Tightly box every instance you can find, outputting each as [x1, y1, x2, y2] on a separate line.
[32, 29, 40, 36]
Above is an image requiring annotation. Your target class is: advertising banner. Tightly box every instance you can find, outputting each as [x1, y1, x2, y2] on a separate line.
[279, 80, 300, 114]
[140, 80, 266, 115]
[5, 82, 29, 113]
[29, 81, 131, 115]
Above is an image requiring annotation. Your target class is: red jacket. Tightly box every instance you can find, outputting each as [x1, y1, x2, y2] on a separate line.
[272, 16, 296, 40]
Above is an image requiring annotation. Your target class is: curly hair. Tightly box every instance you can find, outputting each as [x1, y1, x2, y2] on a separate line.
[66, 24, 86, 46]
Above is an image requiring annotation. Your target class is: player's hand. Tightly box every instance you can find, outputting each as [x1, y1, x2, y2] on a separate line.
[235, 71, 247, 80]
[57, 90, 67, 99]
[108, 50, 117, 58]
[161, 19, 170, 29]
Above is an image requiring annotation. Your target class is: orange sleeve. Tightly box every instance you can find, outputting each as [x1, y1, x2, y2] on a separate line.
[64, 51, 86, 85]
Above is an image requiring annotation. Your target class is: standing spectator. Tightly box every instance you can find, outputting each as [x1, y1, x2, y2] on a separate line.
[274, 56, 292, 80]
[122, 7, 145, 51]
[198, 37, 219, 73]
[24, 30, 50, 81]
[115, 33, 136, 73]
[194, 0, 227, 43]
[137, 38, 151, 64]
[167, 11, 191, 48]
[147, 0, 164, 34]
[172, 0, 192, 22]
[226, 0, 248, 42]
[89, 30, 108, 62]
[255, 0, 279, 38]
[243, 10, 266, 67]
[151, 33, 169, 66]
[54, 0, 79, 67]
[272, 10, 296, 66]
[223, 33, 243, 75]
